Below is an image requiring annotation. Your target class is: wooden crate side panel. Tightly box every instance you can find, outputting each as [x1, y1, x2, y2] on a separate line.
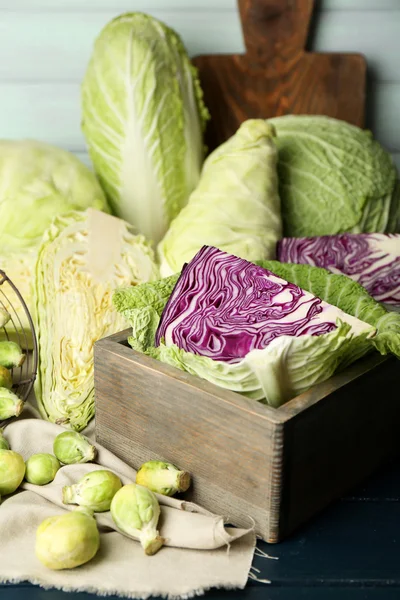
[279, 356, 400, 540]
[94, 344, 281, 537]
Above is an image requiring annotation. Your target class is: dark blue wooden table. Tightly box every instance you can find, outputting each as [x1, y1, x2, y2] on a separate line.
[2, 458, 400, 600]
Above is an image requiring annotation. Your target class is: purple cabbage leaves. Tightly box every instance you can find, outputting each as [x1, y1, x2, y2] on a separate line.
[155, 246, 342, 362]
[150, 246, 375, 407]
[278, 233, 400, 305]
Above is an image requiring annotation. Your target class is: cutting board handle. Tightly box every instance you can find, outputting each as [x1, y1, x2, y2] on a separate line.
[239, 0, 314, 62]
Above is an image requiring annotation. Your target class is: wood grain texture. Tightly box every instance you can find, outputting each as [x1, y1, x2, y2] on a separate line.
[1, 2, 399, 156]
[94, 332, 400, 543]
[3, 9, 400, 83]
[192, 0, 366, 150]
[94, 335, 283, 539]
[279, 355, 400, 540]
[3, 82, 397, 152]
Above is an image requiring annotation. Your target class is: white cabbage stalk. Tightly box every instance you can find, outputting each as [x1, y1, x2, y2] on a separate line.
[34, 208, 158, 431]
[81, 12, 208, 246]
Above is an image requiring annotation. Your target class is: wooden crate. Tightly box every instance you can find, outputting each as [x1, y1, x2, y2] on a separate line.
[94, 330, 400, 543]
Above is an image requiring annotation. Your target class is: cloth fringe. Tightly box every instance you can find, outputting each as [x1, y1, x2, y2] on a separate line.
[0, 575, 244, 600]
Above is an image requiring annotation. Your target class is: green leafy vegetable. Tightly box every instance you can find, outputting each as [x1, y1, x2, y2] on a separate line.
[110, 483, 165, 555]
[63, 470, 122, 512]
[136, 460, 191, 496]
[114, 257, 391, 406]
[158, 120, 282, 276]
[53, 431, 96, 465]
[0, 141, 110, 345]
[0, 341, 25, 369]
[0, 428, 9, 450]
[115, 261, 400, 362]
[0, 389, 23, 420]
[36, 509, 100, 570]
[0, 449, 25, 495]
[255, 260, 400, 359]
[82, 12, 208, 245]
[268, 115, 399, 237]
[34, 208, 159, 430]
[0, 366, 12, 390]
[25, 453, 60, 485]
[0, 140, 109, 250]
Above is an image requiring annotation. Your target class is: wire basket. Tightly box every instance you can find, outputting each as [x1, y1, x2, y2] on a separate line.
[0, 269, 38, 427]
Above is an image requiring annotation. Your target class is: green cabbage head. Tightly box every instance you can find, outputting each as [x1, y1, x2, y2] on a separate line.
[34, 208, 159, 431]
[0, 140, 109, 249]
[82, 12, 209, 246]
[268, 115, 399, 237]
[157, 120, 282, 276]
[0, 140, 110, 346]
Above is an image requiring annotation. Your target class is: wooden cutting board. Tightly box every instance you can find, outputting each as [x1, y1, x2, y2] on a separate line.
[192, 0, 366, 151]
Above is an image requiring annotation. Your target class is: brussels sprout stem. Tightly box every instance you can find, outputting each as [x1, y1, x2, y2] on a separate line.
[83, 446, 96, 462]
[62, 485, 78, 505]
[14, 400, 23, 417]
[139, 524, 165, 556]
[15, 354, 25, 368]
[0, 396, 23, 420]
[149, 469, 190, 494]
[136, 461, 191, 495]
[176, 471, 190, 493]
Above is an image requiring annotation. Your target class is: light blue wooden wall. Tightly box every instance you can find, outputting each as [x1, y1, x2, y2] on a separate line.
[1, 0, 399, 171]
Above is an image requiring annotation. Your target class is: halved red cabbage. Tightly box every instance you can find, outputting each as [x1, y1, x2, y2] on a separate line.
[277, 233, 400, 305]
[155, 246, 353, 363]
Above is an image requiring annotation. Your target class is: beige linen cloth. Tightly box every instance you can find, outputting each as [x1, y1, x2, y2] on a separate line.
[0, 404, 256, 598]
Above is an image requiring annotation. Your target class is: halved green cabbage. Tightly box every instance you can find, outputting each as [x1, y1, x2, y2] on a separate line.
[82, 12, 208, 245]
[34, 209, 159, 431]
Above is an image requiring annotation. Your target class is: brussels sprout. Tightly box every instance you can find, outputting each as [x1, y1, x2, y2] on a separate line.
[0, 341, 25, 369]
[0, 308, 10, 328]
[35, 508, 100, 570]
[0, 366, 12, 390]
[25, 453, 61, 485]
[110, 483, 165, 555]
[0, 388, 24, 420]
[136, 460, 191, 497]
[0, 449, 26, 495]
[53, 431, 97, 465]
[63, 469, 122, 512]
[0, 428, 9, 450]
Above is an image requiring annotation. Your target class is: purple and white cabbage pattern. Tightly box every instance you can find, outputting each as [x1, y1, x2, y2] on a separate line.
[155, 245, 339, 363]
[278, 233, 400, 305]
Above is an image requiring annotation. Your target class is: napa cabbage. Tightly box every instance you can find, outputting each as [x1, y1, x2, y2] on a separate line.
[82, 12, 209, 245]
